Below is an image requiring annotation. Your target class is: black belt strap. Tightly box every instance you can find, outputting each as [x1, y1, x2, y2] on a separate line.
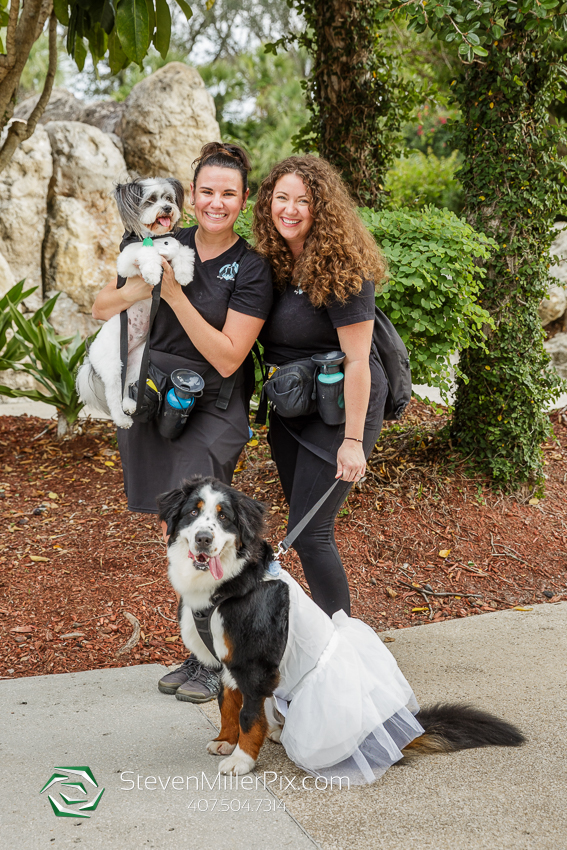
[275, 411, 338, 466]
[215, 372, 237, 410]
[192, 593, 233, 662]
[118, 269, 162, 404]
[134, 279, 162, 416]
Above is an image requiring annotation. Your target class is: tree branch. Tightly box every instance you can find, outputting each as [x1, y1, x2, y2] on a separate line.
[0, 0, 21, 71]
[0, 11, 57, 174]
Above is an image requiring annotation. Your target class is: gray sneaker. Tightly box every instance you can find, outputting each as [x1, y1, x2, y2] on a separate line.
[158, 656, 205, 695]
[175, 659, 222, 704]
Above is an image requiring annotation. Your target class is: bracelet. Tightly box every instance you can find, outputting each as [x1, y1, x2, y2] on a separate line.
[344, 437, 363, 443]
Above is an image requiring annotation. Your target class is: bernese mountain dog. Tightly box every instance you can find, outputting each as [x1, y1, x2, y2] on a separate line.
[158, 476, 525, 778]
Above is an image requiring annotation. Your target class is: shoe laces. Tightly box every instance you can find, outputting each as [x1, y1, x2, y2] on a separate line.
[180, 656, 221, 692]
[193, 662, 221, 692]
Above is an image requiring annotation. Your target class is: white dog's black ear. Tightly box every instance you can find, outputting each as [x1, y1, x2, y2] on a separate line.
[114, 181, 145, 235]
[167, 178, 185, 217]
[231, 490, 266, 553]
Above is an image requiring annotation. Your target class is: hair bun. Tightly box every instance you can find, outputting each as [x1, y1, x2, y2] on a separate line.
[192, 142, 251, 191]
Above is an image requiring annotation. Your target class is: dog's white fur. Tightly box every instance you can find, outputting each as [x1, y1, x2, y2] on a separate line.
[76, 178, 194, 429]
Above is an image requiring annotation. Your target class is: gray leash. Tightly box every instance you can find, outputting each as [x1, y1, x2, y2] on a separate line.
[275, 478, 342, 558]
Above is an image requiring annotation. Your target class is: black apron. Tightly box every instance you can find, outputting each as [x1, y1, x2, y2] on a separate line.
[117, 351, 250, 513]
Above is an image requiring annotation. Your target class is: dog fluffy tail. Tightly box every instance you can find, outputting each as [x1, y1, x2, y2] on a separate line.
[76, 359, 111, 416]
[403, 703, 525, 757]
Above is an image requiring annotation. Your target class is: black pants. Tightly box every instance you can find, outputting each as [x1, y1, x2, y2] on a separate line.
[269, 364, 388, 617]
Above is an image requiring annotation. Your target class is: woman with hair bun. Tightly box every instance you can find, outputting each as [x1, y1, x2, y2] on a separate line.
[93, 142, 273, 701]
[254, 155, 388, 618]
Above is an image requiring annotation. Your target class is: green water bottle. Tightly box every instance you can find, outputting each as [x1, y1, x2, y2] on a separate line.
[311, 351, 346, 426]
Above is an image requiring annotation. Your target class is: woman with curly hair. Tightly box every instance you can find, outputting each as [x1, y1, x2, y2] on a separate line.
[254, 155, 388, 618]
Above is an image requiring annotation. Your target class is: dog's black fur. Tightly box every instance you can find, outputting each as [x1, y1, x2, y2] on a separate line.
[158, 476, 525, 776]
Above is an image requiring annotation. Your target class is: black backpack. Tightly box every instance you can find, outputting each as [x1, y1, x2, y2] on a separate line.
[372, 305, 412, 420]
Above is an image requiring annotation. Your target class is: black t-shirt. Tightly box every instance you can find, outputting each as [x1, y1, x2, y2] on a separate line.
[120, 227, 273, 363]
[259, 279, 376, 365]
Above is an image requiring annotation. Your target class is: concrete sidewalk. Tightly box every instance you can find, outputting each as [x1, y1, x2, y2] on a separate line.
[1, 602, 566, 850]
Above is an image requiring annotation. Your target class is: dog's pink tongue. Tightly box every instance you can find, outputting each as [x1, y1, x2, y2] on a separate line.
[209, 556, 223, 581]
[158, 216, 171, 228]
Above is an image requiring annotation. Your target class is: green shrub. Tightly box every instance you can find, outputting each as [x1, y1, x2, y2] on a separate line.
[385, 149, 464, 213]
[0, 285, 91, 438]
[0, 280, 37, 370]
[359, 206, 496, 399]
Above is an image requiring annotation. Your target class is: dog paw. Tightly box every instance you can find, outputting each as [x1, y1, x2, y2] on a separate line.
[114, 414, 133, 429]
[122, 397, 136, 414]
[219, 746, 255, 776]
[207, 740, 236, 756]
[267, 727, 283, 744]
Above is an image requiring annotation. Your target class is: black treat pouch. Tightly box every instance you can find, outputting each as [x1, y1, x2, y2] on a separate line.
[128, 361, 169, 423]
[263, 358, 317, 418]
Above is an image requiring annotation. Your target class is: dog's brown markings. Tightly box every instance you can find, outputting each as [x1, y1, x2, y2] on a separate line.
[402, 733, 452, 756]
[196, 500, 204, 511]
[238, 703, 268, 761]
[219, 633, 233, 664]
[214, 686, 242, 748]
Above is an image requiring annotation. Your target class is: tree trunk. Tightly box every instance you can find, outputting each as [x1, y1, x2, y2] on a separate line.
[450, 37, 564, 487]
[298, 0, 414, 207]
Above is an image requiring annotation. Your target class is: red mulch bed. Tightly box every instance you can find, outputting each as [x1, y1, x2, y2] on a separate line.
[1, 401, 566, 680]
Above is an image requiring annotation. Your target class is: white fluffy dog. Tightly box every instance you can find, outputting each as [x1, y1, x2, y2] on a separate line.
[76, 177, 195, 429]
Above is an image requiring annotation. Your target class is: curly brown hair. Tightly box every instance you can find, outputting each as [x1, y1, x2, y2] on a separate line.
[253, 155, 386, 307]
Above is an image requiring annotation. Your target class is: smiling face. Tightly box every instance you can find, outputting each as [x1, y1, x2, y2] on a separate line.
[190, 166, 249, 236]
[271, 173, 314, 256]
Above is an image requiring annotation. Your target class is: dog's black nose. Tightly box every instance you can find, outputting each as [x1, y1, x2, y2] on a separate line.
[163, 205, 172, 214]
[195, 531, 213, 548]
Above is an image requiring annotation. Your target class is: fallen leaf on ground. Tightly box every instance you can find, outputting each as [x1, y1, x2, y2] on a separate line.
[29, 555, 49, 562]
[439, 549, 451, 558]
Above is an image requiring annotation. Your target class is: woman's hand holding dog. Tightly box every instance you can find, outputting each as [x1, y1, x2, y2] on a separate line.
[92, 275, 153, 321]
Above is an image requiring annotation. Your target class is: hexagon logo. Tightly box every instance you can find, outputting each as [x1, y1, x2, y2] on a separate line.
[40, 766, 105, 818]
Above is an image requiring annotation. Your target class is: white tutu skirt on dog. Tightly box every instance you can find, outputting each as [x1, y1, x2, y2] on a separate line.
[271, 570, 424, 786]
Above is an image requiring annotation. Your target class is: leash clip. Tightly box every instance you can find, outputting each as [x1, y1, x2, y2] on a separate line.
[274, 541, 288, 559]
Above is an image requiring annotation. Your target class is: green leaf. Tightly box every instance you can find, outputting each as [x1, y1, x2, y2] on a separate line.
[100, 0, 115, 34]
[116, 0, 151, 65]
[473, 45, 489, 56]
[108, 29, 130, 74]
[154, 0, 171, 59]
[53, 0, 69, 26]
[74, 37, 87, 71]
[146, 0, 156, 37]
[174, 0, 193, 21]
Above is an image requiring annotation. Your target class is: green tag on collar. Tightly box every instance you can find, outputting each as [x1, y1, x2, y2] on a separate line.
[142, 237, 153, 247]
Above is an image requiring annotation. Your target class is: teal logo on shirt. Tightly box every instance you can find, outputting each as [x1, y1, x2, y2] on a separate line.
[218, 262, 239, 281]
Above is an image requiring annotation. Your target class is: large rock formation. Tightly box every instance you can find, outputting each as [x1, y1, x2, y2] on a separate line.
[0, 125, 52, 309]
[549, 223, 567, 285]
[12, 88, 85, 125]
[540, 223, 567, 327]
[0, 250, 16, 299]
[120, 62, 221, 193]
[539, 284, 567, 327]
[544, 332, 567, 380]
[43, 121, 127, 313]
